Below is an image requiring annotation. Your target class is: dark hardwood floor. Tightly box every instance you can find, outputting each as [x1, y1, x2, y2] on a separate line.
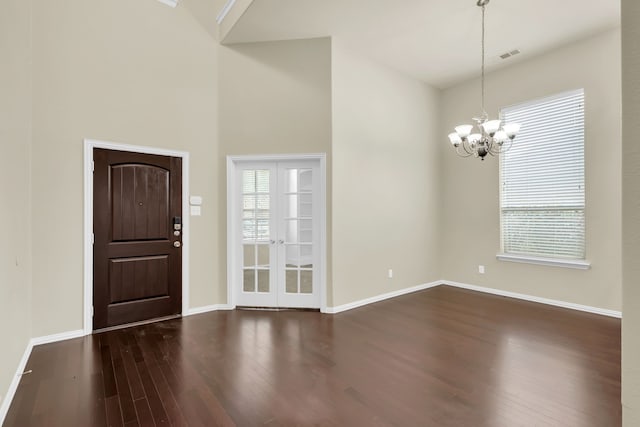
[3, 286, 621, 426]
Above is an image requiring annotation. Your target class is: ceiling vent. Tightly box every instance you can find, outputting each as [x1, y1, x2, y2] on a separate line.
[157, 0, 178, 7]
[500, 49, 521, 60]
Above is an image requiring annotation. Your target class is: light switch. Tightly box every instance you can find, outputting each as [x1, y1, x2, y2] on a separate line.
[190, 196, 203, 206]
[190, 205, 201, 216]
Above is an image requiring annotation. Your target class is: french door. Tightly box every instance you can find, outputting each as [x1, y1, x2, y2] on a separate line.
[232, 159, 322, 308]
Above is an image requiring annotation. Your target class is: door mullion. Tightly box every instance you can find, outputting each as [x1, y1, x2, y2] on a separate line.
[272, 163, 281, 306]
[275, 163, 285, 306]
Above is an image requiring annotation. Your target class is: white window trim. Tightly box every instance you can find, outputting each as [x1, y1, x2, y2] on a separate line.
[496, 253, 591, 270]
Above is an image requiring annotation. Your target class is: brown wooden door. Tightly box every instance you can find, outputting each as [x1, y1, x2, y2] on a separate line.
[93, 148, 182, 330]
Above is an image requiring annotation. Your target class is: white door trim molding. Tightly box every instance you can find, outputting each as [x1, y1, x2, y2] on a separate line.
[83, 139, 190, 336]
[226, 153, 328, 312]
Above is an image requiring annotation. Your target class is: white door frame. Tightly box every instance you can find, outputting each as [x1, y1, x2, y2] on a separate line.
[226, 153, 327, 312]
[83, 139, 190, 335]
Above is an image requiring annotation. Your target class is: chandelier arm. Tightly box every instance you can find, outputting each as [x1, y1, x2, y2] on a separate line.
[500, 138, 515, 153]
[487, 138, 514, 156]
[455, 147, 474, 158]
[487, 140, 499, 155]
[463, 140, 477, 155]
[456, 144, 474, 157]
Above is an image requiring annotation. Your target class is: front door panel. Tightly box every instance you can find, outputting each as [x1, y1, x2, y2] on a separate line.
[93, 148, 182, 329]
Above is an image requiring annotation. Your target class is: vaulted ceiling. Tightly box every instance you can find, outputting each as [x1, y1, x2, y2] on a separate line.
[188, 0, 620, 89]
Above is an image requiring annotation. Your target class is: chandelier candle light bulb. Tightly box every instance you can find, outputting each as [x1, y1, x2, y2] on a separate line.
[448, 0, 521, 160]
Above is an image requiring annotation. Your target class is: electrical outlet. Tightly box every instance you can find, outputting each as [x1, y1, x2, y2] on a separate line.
[388, 269, 393, 279]
[478, 265, 485, 274]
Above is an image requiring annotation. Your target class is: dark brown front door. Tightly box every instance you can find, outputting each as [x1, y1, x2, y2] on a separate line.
[93, 148, 182, 330]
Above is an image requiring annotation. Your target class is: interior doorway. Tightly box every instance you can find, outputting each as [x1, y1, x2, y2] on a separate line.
[227, 155, 326, 310]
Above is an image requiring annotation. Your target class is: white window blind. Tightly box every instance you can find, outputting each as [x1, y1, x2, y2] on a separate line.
[500, 89, 585, 260]
[242, 169, 271, 241]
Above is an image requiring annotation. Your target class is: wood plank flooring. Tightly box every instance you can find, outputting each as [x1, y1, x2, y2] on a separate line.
[3, 286, 621, 426]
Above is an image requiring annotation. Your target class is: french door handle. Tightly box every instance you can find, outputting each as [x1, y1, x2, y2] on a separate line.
[278, 239, 284, 244]
[270, 239, 276, 244]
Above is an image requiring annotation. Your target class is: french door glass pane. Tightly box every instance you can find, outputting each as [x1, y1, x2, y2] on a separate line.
[300, 270, 312, 294]
[257, 245, 269, 267]
[286, 244, 300, 266]
[243, 170, 270, 193]
[243, 245, 255, 267]
[300, 245, 313, 266]
[299, 220, 312, 243]
[243, 269, 255, 292]
[286, 269, 298, 293]
[257, 270, 269, 292]
[242, 169, 271, 294]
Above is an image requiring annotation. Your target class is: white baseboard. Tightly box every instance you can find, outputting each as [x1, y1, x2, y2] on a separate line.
[325, 281, 441, 314]
[0, 340, 33, 426]
[1, 328, 85, 425]
[324, 279, 621, 318]
[442, 280, 622, 318]
[185, 304, 235, 316]
[31, 329, 85, 346]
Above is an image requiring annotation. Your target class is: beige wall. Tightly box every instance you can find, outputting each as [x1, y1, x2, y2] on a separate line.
[218, 37, 333, 303]
[622, 0, 640, 424]
[0, 0, 32, 410]
[440, 29, 622, 311]
[30, 0, 220, 336]
[331, 40, 441, 306]
[218, 0, 253, 41]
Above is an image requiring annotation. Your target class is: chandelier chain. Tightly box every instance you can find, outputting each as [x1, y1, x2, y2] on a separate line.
[481, 3, 486, 117]
[446, 0, 521, 160]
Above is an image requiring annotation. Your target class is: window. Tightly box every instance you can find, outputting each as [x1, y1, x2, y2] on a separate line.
[499, 89, 585, 262]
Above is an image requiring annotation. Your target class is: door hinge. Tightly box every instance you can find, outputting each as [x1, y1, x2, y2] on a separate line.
[91, 306, 94, 316]
[92, 233, 94, 244]
[91, 161, 94, 172]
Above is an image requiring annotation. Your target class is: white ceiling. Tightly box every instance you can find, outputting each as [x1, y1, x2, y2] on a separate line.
[220, 0, 620, 89]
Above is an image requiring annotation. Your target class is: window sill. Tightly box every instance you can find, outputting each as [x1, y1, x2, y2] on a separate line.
[496, 253, 591, 270]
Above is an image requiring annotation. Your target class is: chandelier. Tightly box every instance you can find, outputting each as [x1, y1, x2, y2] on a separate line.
[448, 0, 521, 160]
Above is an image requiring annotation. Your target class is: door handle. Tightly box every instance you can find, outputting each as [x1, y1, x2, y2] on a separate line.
[278, 239, 284, 244]
[173, 241, 181, 248]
